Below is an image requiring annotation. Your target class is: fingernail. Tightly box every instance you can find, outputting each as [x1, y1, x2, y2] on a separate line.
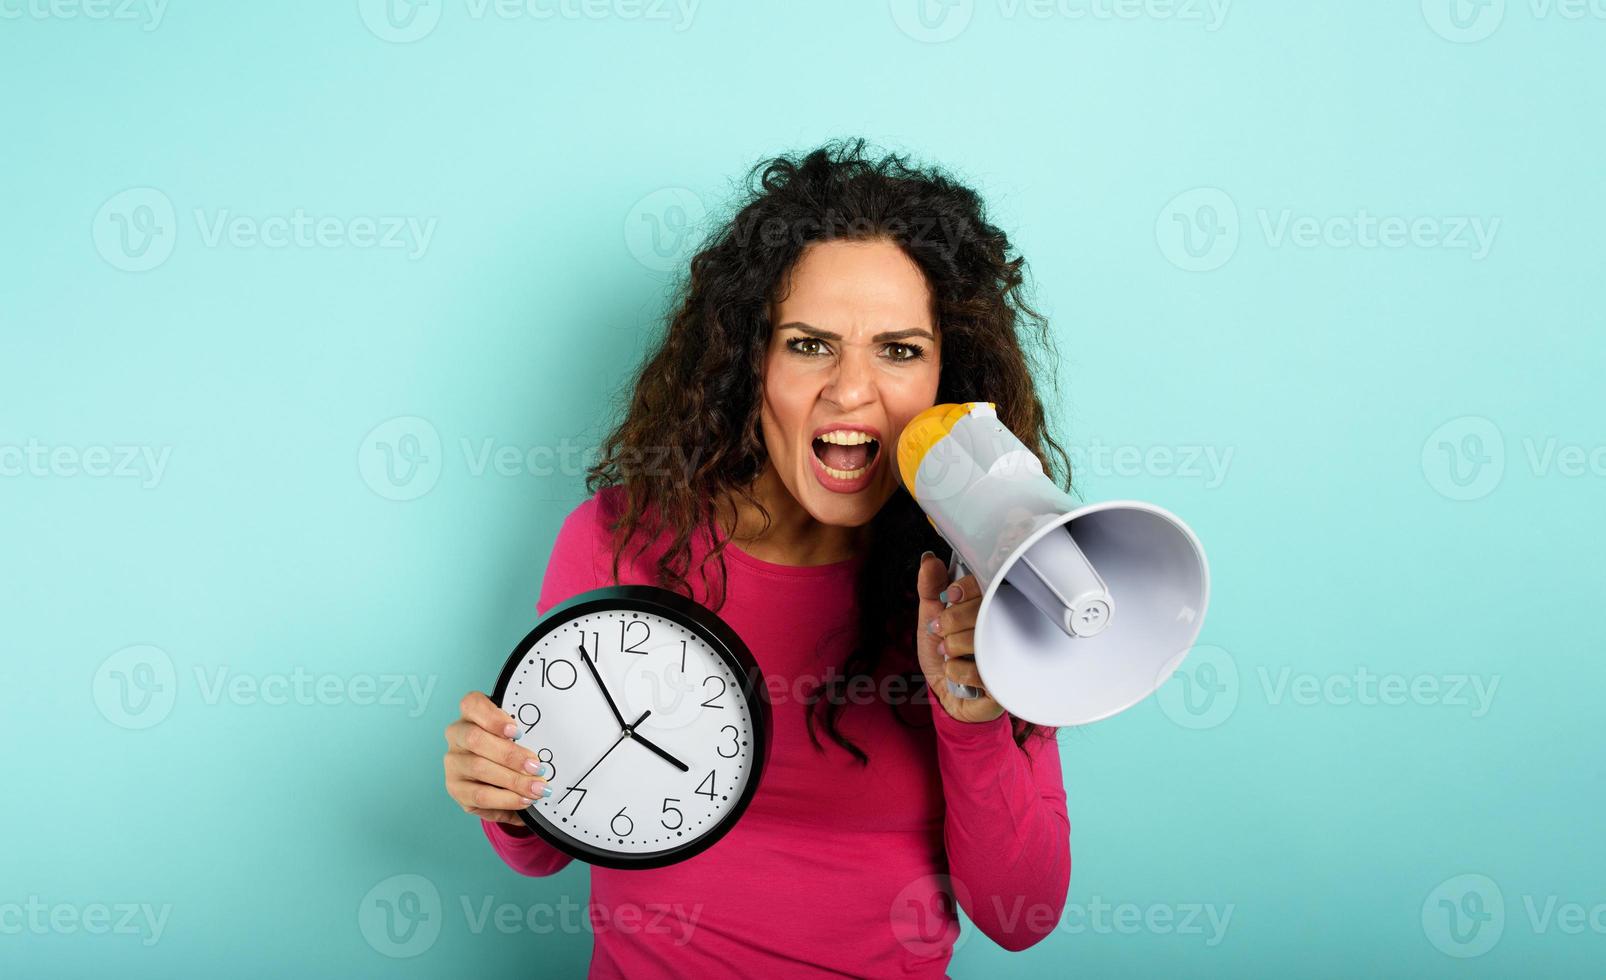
[537, 763, 553, 779]
[937, 639, 947, 657]
[529, 779, 547, 797]
[920, 550, 935, 561]
[521, 797, 536, 807]
[503, 723, 518, 738]
[523, 758, 543, 775]
[539, 784, 553, 799]
[926, 618, 941, 635]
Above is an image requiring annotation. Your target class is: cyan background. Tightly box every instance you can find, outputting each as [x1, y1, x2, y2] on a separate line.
[3, 1, 1602, 976]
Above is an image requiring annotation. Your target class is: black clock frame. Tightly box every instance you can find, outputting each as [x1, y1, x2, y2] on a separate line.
[490, 585, 773, 870]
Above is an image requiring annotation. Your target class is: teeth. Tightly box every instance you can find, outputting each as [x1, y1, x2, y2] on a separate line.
[821, 462, 867, 479]
[818, 430, 877, 446]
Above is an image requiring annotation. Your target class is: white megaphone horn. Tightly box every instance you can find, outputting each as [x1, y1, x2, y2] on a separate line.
[897, 402, 1211, 727]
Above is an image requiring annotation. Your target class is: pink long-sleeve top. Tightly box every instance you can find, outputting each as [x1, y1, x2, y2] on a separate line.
[482, 486, 1070, 977]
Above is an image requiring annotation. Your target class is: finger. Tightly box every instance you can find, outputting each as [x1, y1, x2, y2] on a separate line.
[944, 655, 983, 690]
[450, 751, 551, 800]
[448, 778, 539, 812]
[933, 595, 982, 635]
[465, 806, 528, 827]
[447, 720, 545, 774]
[937, 628, 975, 658]
[929, 593, 982, 636]
[458, 691, 519, 739]
[938, 574, 980, 605]
[916, 551, 949, 604]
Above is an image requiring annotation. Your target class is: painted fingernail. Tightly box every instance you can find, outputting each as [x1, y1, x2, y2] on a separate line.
[521, 797, 536, 807]
[937, 639, 947, 657]
[523, 758, 541, 775]
[503, 723, 518, 738]
[529, 779, 547, 796]
[539, 785, 553, 800]
[926, 618, 941, 635]
[537, 763, 553, 778]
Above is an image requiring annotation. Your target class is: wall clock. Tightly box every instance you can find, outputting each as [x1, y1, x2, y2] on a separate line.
[491, 585, 771, 869]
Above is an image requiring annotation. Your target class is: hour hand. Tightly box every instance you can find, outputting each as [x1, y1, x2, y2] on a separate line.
[578, 644, 628, 730]
[630, 728, 689, 773]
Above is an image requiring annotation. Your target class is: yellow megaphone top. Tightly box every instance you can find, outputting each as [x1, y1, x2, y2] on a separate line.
[896, 401, 992, 492]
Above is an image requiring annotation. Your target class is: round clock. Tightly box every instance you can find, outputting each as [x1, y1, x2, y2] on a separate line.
[490, 585, 772, 870]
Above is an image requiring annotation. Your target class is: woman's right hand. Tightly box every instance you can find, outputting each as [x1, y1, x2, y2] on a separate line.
[444, 691, 553, 830]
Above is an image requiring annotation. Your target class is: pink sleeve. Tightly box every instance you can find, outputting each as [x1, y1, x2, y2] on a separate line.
[480, 494, 609, 876]
[928, 695, 1072, 951]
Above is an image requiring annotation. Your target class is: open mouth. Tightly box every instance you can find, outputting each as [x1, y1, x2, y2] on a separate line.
[811, 429, 881, 481]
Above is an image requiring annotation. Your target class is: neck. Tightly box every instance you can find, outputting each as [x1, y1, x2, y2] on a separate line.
[717, 463, 869, 566]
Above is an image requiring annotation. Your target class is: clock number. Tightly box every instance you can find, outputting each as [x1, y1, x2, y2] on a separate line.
[620, 619, 651, 655]
[535, 747, 556, 784]
[695, 770, 717, 800]
[515, 703, 541, 733]
[586, 631, 600, 657]
[700, 675, 726, 708]
[539, 657, 576, 690]
[557, 785, 586, 816]
[611, 807, 634, 838]
[717, 724, 740, 758]
[660, 798, 684, 830]
[679, 639, 687, 671]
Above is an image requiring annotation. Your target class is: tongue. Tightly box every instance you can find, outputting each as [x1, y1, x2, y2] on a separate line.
[817, 440, 869, 471]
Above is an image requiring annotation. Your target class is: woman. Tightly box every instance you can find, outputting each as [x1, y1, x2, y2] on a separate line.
[444, 138, 1073, 977]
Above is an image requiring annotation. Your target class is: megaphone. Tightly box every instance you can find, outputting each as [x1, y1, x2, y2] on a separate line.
[897, 402, 1210, 727]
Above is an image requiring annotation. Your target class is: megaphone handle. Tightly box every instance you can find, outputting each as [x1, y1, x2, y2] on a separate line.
[943, 551, 985, 702]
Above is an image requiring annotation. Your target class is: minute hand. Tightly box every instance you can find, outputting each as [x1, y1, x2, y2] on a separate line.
[578, 645, 628, 730]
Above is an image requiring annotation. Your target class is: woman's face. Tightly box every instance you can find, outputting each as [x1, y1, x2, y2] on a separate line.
[759, 237, 942, 528]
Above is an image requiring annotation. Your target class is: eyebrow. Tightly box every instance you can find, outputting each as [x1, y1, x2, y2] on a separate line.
[776, 321, 936, 343]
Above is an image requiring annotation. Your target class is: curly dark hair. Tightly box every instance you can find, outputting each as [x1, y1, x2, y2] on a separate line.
[584, 137, 1072, 762]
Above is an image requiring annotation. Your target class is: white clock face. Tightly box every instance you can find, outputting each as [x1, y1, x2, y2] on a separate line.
[498, 605, 761, 864]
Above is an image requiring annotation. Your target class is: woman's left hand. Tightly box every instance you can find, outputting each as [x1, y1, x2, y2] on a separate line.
[916, 551, 1006, 724]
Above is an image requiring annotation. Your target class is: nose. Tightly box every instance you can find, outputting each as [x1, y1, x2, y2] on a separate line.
[822, 347, 876, 412]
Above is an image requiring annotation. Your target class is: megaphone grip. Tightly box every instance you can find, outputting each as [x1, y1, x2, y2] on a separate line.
[943, 551, 984, 701]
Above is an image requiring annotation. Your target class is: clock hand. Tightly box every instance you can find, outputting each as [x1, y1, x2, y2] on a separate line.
[578, 643, 629, 730]
[628, 729, 690, 773]
[570, 709, 653, 791]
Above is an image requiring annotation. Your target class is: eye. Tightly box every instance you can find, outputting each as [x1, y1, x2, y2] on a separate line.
[785, 337, 830, 357]
[883, 342, 926, 362]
